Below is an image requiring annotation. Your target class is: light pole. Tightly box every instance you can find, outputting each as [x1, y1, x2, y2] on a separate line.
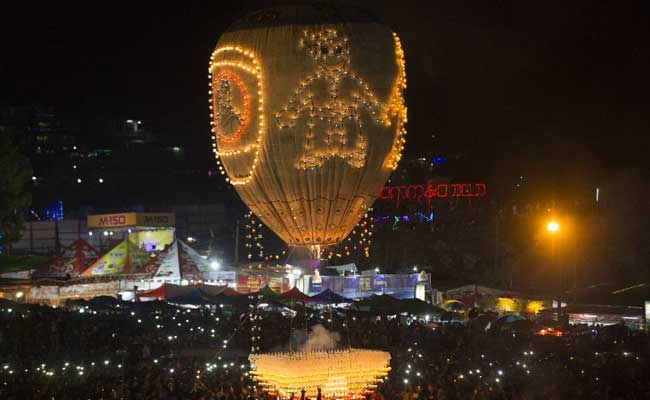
[546, 220, 562, 314]
[546, 219, 580, 317]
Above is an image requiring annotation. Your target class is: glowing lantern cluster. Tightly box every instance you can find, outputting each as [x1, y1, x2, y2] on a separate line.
[249, 348, 391, 399]
[208, 5, 407, 247]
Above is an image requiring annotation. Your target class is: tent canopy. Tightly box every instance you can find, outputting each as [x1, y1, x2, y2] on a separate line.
[352, 294, 401, 314]
[254, 286, 280, 300]
[167, 289, 207, 305]
[310, 289, 351, 304]
[35, 239, 99, 278]
[496, 313, 525, 324]
[81, 240, 149, 276]
[399, 298, 445, 316]
[442, 299, 466, 311]
[278, 287, 310, 302]
[138, 283, 229, 300]
[139, 240, 213, 281]
[138, 283, 195, 300]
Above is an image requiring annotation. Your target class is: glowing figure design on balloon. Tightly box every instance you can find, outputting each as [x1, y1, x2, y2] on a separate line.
[275, 28, 389, 170]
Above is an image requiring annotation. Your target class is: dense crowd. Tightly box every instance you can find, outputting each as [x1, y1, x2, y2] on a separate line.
[1, 297, 649, 399]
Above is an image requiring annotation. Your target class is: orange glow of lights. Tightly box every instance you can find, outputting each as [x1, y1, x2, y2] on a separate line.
[384, 32, 407, 170]
[525, 300, 545, 315]
[537, 327, 563, 337]
[249, 349, 391, 399]
[547, 221, 560, 233]
[496, 297, 517, 313]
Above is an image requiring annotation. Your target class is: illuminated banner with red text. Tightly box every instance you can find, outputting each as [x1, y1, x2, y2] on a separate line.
[378, 181, 487, 207]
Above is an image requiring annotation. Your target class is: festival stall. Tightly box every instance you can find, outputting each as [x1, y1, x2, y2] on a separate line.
[302, 273, 422, 299]
[236, 266, 290, 294]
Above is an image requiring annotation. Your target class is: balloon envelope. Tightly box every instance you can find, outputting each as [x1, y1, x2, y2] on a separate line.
[209, 5, 407, 246]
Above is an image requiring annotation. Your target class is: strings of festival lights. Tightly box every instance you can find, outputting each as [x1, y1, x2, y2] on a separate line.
[324, 210, 374, 261]
[244, 210, 264, 261]
[384, 33, 407, 170]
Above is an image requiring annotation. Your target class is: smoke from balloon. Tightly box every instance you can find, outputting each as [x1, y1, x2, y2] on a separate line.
[302, 324, 341, 352]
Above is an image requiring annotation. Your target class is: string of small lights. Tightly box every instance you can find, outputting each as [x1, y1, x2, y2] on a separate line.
[243, 211, 265, 261]
[323, 210, 375, 262]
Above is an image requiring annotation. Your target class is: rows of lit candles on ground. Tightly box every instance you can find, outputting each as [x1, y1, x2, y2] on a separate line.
[249, 349, 391, 398]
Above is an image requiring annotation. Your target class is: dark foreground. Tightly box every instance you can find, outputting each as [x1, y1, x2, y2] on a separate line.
[1, 300, 649, 399]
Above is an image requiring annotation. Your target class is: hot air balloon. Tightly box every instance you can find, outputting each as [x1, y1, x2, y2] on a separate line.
[208, 5, 406, 254]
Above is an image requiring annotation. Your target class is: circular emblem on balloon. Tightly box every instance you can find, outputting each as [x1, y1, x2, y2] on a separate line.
[209, 47, 266, 184]
[212, 71, 250, 145]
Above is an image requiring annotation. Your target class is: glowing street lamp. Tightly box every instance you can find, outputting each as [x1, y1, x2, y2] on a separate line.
[546, 221, 559, 233]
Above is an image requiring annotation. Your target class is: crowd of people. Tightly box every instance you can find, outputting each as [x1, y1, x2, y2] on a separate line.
[1, 297, 649, 399]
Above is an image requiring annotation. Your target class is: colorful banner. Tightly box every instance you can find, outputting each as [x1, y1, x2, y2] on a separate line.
[177, 241, 209, 280]
[308, 274, 420, 299]
[154, 241, 181, 279]
[129, 229, 174, 252]
[203, 271, 237, 282]
[81, 240, 149, 276]
[237, 275, 263, 294]
[34, 239, 99, 278]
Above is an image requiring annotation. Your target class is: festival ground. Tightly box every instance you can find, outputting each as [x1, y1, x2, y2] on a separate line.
[1, 295, 649, 399]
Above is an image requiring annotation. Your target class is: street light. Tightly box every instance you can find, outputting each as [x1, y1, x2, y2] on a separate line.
[545, 218, 579, 312]
[547, 221, 560, 233]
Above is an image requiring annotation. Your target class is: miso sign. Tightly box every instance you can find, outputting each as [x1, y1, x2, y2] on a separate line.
[88, 213, 137, 228]
[88, 212, 175, 229]
[137, 213, 175, 227]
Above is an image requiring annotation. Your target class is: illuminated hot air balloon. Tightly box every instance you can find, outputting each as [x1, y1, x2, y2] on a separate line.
[208, 5, 406, 250]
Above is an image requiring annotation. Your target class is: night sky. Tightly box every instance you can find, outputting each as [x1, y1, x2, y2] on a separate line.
[3, 1, 649, 189]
